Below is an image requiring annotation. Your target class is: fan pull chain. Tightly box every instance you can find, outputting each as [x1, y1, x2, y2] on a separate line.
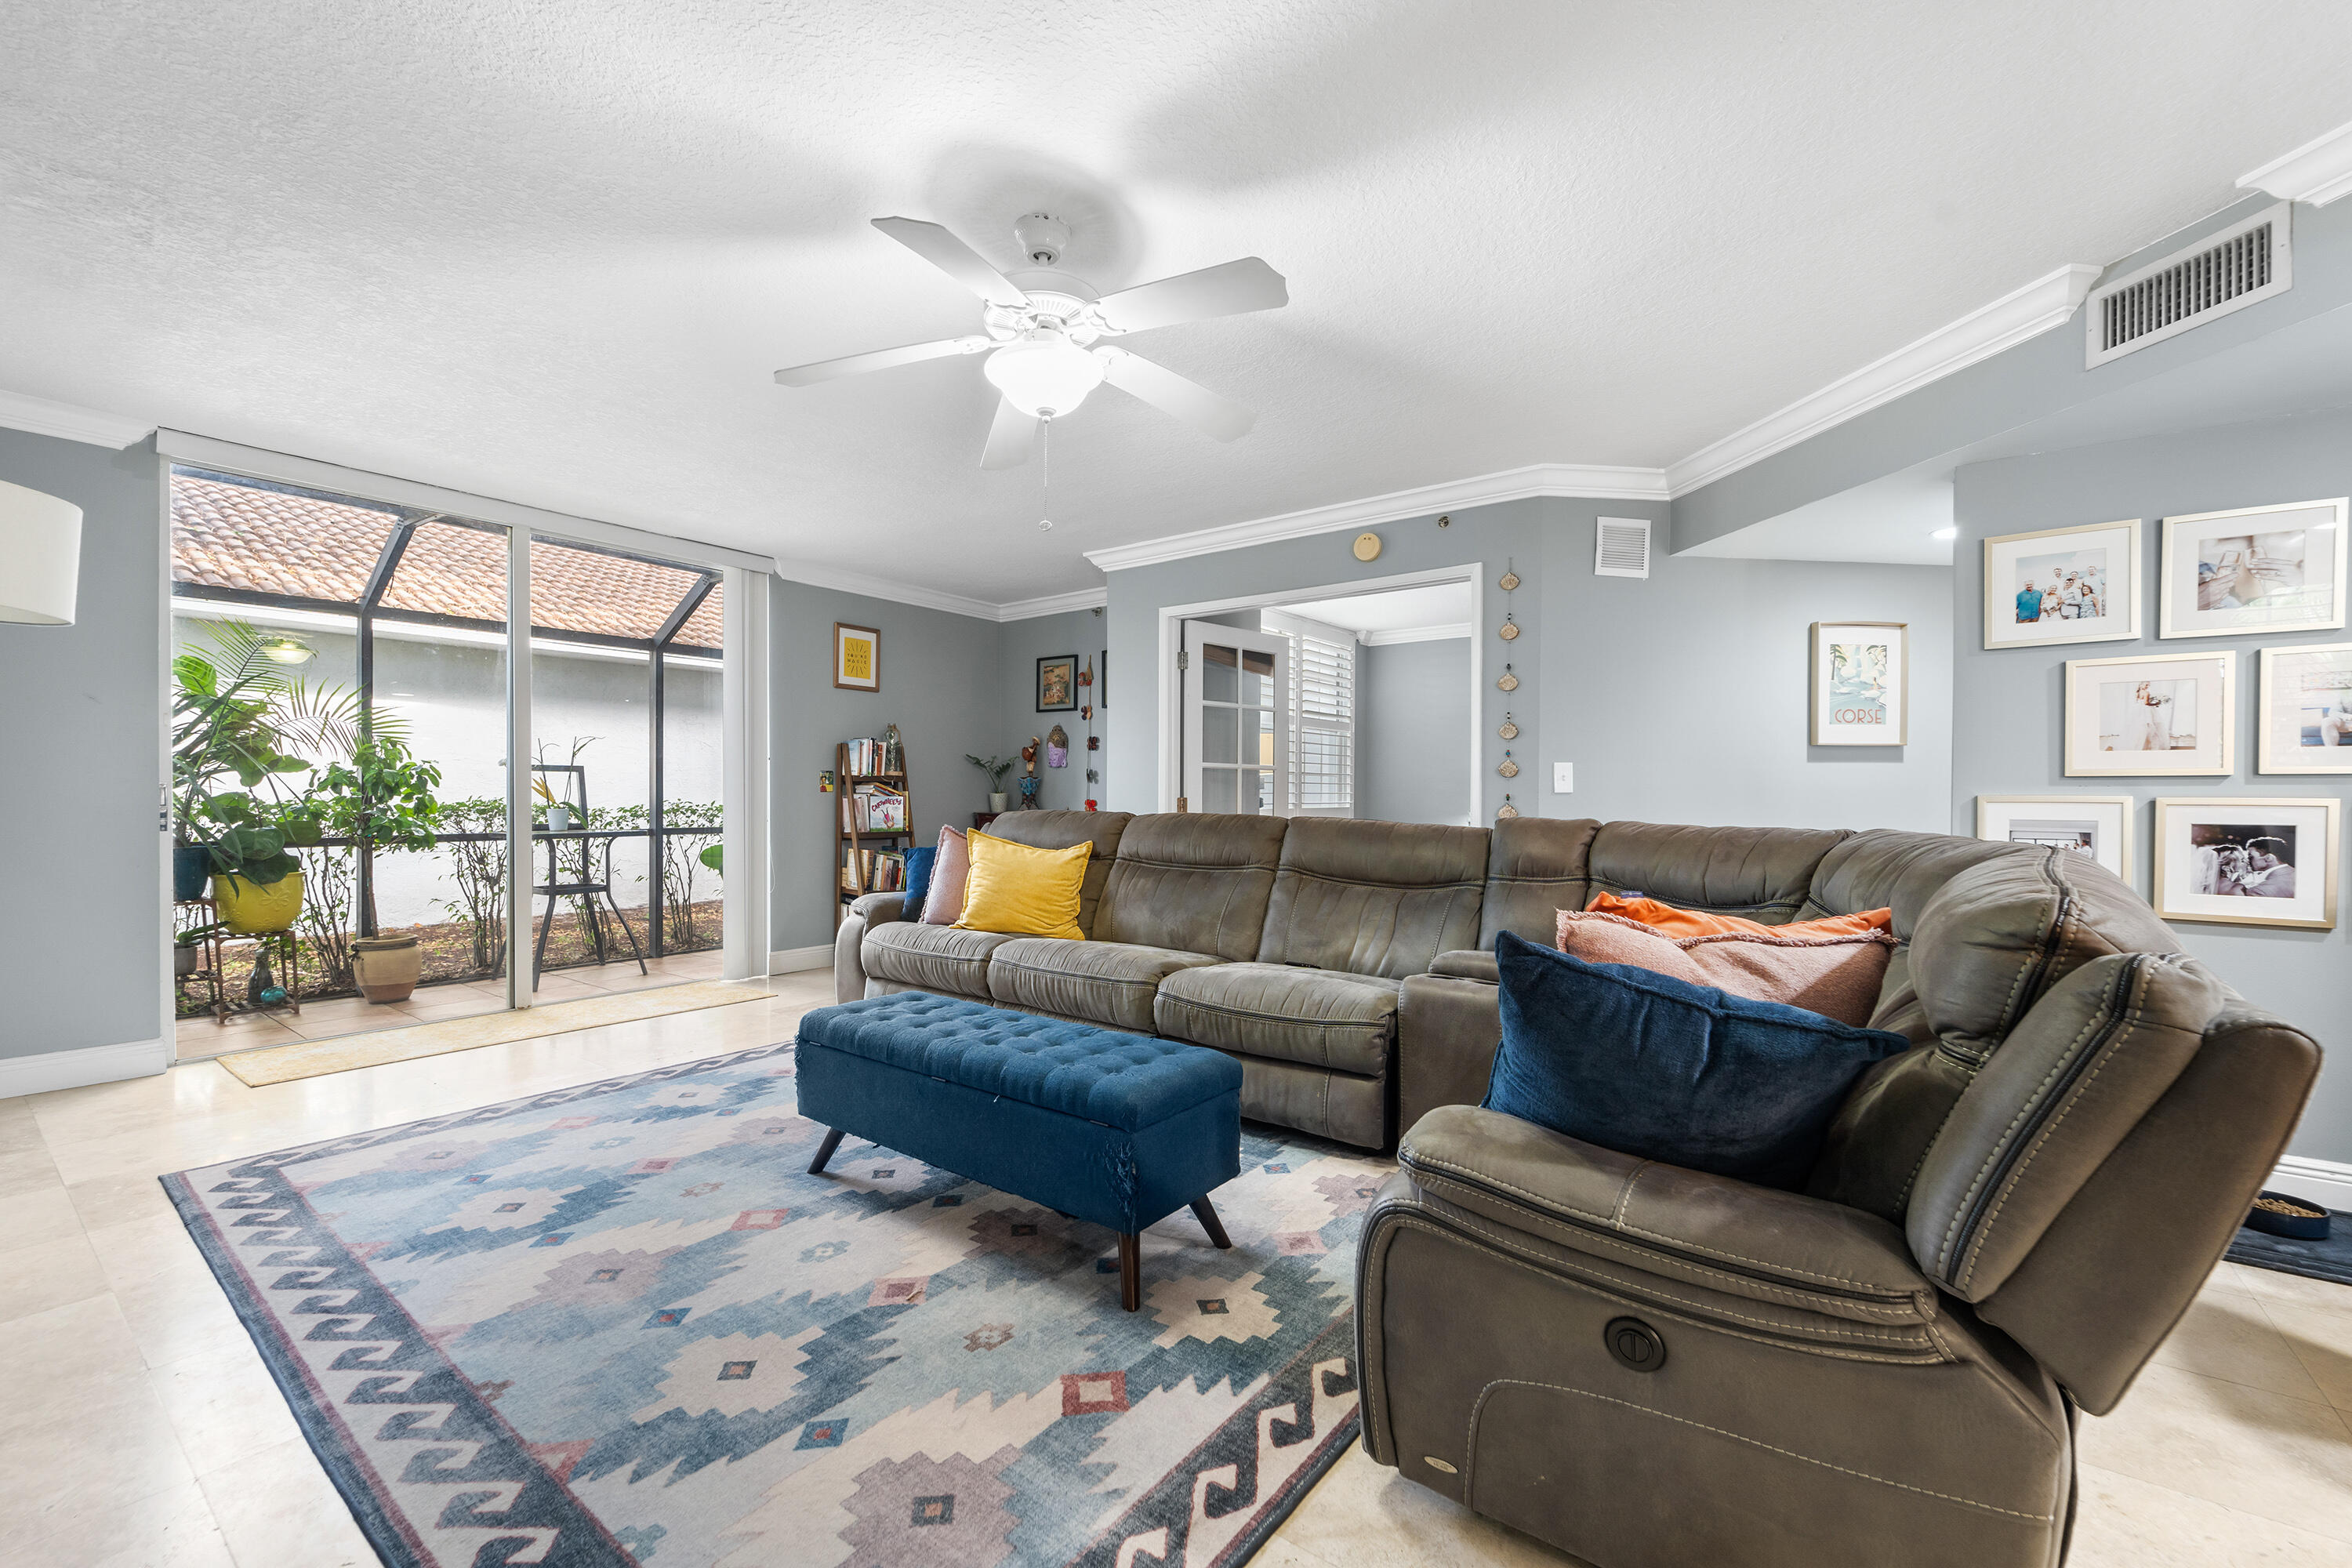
[1038, 419, 1053, 531]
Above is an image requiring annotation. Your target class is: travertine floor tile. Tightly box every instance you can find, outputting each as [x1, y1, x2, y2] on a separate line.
[0, 1181, 82, 1255]
[0, 1231, 109, 1327]
[2152, 1288, 2333, 1404]
[148, 1341, 307, 1476]
[1272, 1443, 1579, 1566]
[13, 1472, 236, 1568]
[2070, 1462, 2352, 1566]
[2263, 1298, 2352, 1413]
[195, 1434, 379, 1568]
[2076, 1361, 2352, 1541]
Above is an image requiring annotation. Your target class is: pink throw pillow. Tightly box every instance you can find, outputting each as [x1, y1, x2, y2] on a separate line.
[1555, 909, 1895, 1028]
[920, 826, 971, 925]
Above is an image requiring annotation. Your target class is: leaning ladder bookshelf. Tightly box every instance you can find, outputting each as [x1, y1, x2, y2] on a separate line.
[835, 739, 913, 927]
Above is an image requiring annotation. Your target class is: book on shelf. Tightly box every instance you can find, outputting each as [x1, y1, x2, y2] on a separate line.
[841, 847, 907, 894]
[844, 733, 903, 777]
[842, 780, 908, 833]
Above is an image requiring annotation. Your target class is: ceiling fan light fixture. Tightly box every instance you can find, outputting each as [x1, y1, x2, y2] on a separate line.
[983, 328, 1105, 419]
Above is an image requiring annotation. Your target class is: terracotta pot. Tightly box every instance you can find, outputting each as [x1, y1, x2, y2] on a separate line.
[352, 933, 424, 1003]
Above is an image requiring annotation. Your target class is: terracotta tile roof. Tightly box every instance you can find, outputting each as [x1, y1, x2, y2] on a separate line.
[171, 474, 724, 650]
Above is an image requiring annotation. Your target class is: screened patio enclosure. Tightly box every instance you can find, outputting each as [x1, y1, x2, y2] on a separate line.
[169, 466, 731, 1036]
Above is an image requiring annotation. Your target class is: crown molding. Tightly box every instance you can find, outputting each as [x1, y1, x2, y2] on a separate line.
[1082, 463, 1668, 574]
[2239, 120, 2352, 208]
[1361, 622, 1472, 646]
[996, 586, 1107, 621]
[0, 388, 154, 449]
[1663, 263, 2102, 497]
[771, 557, 1004, 620]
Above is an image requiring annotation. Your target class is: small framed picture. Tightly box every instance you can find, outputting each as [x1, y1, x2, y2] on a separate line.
[833, 622, 879, 691]
[2153, 796, 2339, 929]
[2063, 651, 2235, 776]
[1983, 519, 2142, 649]
[1976, 795, 2135, 881]
[2159, 497, 2348, 639]
[1809, 622, 1907, 745]
[2259, 641, 2352, 774]
[1036, 653, 1077, 712]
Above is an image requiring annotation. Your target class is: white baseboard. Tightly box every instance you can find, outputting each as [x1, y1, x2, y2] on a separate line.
[768, 945, 834, 975]
[0, 1036, 170, 1101]
[2270, 1154, 2352, 1213]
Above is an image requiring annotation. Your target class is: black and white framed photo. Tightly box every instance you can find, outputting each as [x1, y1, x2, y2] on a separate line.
[2159, 497, 2348, 639]
[1976, 795, 2134, 880]
[1982, 519, 2141, 649]
[2154, 797, 2339, 930]
[2064, 651, 2235, 776]
[2259, 641, 2352, 774]
[1809, 622, 1906, 745]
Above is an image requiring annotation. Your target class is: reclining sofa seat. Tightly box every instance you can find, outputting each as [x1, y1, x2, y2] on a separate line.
[1367, 819, 2321, 1567]
[835, 811, 1481, 1146]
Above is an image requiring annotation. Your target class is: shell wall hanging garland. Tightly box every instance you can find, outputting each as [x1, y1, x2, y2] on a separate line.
[1495, 559, 1523, 817]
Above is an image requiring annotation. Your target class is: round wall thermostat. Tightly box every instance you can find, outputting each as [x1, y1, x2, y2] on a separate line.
[1352, 532, 1382, 561]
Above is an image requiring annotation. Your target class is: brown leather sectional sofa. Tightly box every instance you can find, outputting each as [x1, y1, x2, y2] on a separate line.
[836, 808, 2321, 1566]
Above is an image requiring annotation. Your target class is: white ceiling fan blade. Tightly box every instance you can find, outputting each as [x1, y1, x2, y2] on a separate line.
[1094, 257, 1288, 334]
[773, 335, 991, 387]
[871, 216, 1029, 308]
[980, 397, 1039, 470]
[1097, 348, 1256, 441]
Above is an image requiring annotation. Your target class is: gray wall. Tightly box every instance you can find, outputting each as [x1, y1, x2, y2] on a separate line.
[1953, 408, 2352, 1164]
[1360, 637, 1471, 824]
[996, 607, 1108, 814]
[0, 430, 164, 1059]
[1105, 495, 1954, 831]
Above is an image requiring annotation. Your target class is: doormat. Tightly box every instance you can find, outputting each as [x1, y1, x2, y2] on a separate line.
[164, 1041, 1382, 1566]
[2228, 1210, 2352, 1287]
[215, 980, 779, 1087]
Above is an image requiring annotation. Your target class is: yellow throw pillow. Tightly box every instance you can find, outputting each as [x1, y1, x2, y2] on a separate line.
[953, 832, 1090, 941]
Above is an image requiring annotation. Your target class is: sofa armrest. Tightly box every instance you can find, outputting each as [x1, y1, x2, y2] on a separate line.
[1396, 972, 1501, 1133]
[1393, 1105, 1938, 1319]
[852, 891, 908, 924]
[1428, 948, 1497, 982]
[832, 893, 906, 1005]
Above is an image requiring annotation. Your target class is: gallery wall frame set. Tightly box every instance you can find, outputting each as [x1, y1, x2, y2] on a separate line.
[2062, 649, 2234, 777]
[1976, 795, 2134, 882]
[2158, 497, 2348, 641]
[1982, 518, 2143, 649]
[1808, 622, 1907, 746]
[2152, 796, 2339, 930]
[2258, 641, 2352, 774]
[833, 622, 880, 691]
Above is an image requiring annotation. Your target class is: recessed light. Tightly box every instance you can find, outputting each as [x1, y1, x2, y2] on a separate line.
[1931, 527, 1958, 541]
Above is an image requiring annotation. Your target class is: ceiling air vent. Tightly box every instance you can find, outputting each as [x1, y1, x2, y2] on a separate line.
[1594, 517, 1651, 579]
[2085, 201, 2291, 368]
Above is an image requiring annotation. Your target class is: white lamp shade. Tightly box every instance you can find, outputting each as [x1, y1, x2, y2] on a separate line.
[983, 330, 1106, 419]
[0, 477, 83, 625]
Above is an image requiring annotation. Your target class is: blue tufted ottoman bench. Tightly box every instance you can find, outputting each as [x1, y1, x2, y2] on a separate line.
[795, 993, 1242, 1310]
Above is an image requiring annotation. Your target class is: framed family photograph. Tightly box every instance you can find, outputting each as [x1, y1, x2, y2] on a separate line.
[1976, 795, 2134, 881]
[2153, 796, 2339, 930]
[2259, 641, 2352, 774]
[1809, 622, 1907, 745]
[1036, 653, 1077, 712]
[833, 622, 879, 691]
[1983, 519, 2141, 649]
[2063, 651, 2234, 776]
[2159, 496, 2347, 639]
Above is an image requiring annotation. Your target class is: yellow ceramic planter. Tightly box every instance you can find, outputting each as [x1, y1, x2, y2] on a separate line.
[213, 871, 304, 934]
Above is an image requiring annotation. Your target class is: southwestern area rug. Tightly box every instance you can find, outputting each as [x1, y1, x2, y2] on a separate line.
[164, 1040, 1388, 1568]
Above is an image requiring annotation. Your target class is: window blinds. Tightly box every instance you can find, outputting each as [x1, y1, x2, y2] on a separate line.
[1287, 630, 1355, 813]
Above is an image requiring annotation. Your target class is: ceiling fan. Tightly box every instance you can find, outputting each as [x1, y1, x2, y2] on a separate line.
[774, 214, 1287, 470]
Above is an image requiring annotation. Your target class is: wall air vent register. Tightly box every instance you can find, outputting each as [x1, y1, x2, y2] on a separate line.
[1594, 517, 1651, 579]
[2085, 201, 2291, 368]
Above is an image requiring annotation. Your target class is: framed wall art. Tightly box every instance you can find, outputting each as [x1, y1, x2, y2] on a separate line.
[2159, 496, 2347, 639]
[1809, 622, 1907, 745]
[833, 622, 880, 691]
[2259, 641, 2352, 774]
[2063, 650, 2234, 776]
[2153, 796, 2339, 930]
[1976, 795, 2135, 881]
[1982, 518, 2142, 649]
[1036, 653, 1077, 712]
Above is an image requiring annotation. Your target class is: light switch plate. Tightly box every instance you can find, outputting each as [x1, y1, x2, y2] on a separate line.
[1553, 762, 1573, 793]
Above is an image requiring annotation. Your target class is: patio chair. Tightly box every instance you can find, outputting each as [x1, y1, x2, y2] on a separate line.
[529, 764, 648, 991]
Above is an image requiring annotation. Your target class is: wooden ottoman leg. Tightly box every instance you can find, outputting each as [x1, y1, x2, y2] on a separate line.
[807, 1128, 845, 1175]
[1119, 1232, 1142, 1312]
[1190, 1197, 1233, 1249]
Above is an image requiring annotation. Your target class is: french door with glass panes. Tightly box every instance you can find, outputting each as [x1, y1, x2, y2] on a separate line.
[1181, 622, 1289, 815]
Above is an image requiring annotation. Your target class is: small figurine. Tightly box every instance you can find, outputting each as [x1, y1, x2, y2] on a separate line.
[1019, 738, 1042, 808]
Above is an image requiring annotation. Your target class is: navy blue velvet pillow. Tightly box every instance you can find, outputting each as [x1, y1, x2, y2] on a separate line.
[901, 845, 937, 915]
[1486, 931, 1909, 1190]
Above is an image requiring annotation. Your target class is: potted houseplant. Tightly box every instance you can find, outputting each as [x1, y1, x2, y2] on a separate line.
[203, 809, 305, 934]
[174, 920, 221, 978]
[967, 753, 1014, 814]
[314, 736, 444, 1002]
[353, 932, 425, 1003]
